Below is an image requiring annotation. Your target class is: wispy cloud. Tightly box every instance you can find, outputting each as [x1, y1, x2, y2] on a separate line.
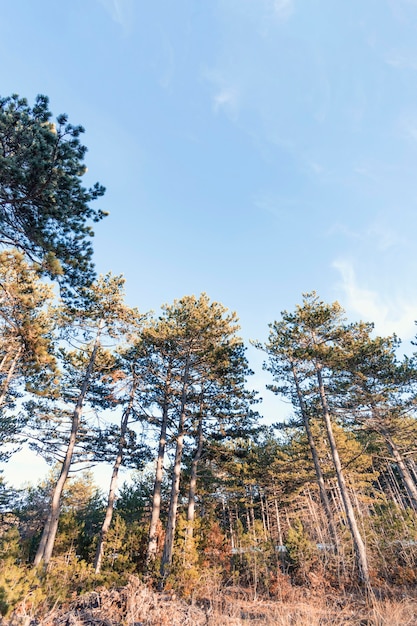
[333, 259, 417, 340]
[385, 50, 417, 70]
[224, 0, 295, 23]
[98, 0, 134, 33]
[205, 68, 241, 119]
[367, 222, 401, 251]
[272, 0, 295, 21]
[335, 216, 403, 247]
[327, 220, 402, 251]
[254, 190, 300, 217]
[213, 87, 240, 116]
[398, 112, 417, 144]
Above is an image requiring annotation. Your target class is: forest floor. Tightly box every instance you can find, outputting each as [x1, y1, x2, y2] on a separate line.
[5, 576, 417, 626]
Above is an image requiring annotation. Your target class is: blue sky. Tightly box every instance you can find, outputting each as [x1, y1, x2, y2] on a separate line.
[2, 1, 417, 484]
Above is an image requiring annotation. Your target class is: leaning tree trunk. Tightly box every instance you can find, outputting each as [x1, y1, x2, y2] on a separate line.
[160, 359, 190, 579]
[316, 366, 370, 587]
[291, 363, 339, 548]
[33, 320, 103, 568]
[94, 379, 137, 574]
[379, 424, 417, 511]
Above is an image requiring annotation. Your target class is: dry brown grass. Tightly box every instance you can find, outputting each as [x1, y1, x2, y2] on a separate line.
[5, 577, 417, 626]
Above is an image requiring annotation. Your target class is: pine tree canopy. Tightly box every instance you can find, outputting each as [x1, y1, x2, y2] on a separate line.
[0, 94, 107, 295]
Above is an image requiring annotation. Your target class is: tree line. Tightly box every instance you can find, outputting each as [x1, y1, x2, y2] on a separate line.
[1, 95, 417, 610]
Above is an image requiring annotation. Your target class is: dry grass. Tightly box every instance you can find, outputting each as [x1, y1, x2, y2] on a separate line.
[5, 577, 417, 626]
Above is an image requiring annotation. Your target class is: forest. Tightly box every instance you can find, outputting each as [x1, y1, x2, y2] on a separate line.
[1, 95, 417, 625]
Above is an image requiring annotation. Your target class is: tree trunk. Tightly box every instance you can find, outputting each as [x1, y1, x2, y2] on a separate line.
[33, 509, 53, 566]
[386, 463, 405, 509]
[228, 502, 235, 550]
[380, 426, 417, 511]
[316, 366, 370, 586]
[160, 358, 190, 579]
[260, 491, 268, 539]
[249, 487, 256, 541]
[274, 494, 283, 546]
[186, 408, 204, 544]
[291, 363, 339, 548]
[0, 351, 9, 373]
[94, 379, 137, 573]
[160, 421, 185, 578]
[33, 320, 103, 567]
[146, 367, 172, 567]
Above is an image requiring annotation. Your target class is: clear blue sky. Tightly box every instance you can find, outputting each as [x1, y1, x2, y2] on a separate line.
[2, 1, 417, 484]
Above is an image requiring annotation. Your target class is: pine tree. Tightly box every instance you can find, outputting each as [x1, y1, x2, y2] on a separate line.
[260, 293, 371, 586]
[137, 294, 257, 579]
[33, 274, 133, 567]
[93, 335, 152, 574]
[0, 94, 106, 296]
[0, 250, 57, 461]
[336, 327, 417, 511]
[0, 250, 57, 400]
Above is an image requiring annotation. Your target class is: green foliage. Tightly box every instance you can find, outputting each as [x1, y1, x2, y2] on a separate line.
[0, 528, 43, 616]
[229, 518, 275, 597]
[0, 250, 58, 461]
[11, 471, 103, 564]
[0, 250, 57, 374]
[0, 93, 107, 295]
[366, 501, 417, 583]
[166, 514, 230, 599]
[115, 478, 153, 524]
[42, 555, 103, 602]
[0, 559, 45, 617]
[98, 513, 148, 574]
[0, 525, 127, 617]
[168, 514, 200, 596]
[2, 272, 417, 597]
[0, 474, 17, 511]
[286, 518, 315, 576]
[370, 501, 417, 544]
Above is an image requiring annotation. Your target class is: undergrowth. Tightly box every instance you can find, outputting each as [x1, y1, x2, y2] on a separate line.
[2, 567, 417, 626]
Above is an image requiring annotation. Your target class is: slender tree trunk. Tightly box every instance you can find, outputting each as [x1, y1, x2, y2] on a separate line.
[380, 426, 417, 510]
[305, 485, 324, 546]
[274, 494, 283, 546]
[260, 494, 267, 539]
[249, 487, 256, 541]
[186, 409, 204, 544]
[160, 421, 185, 577]
[389, 463, 406, 508]
[245, 502, 251, 535]
[33, 509, 53, 566]
[94, 379, 137, 573]
[316, 366, 370, 586]
[263, 491, 271, 539]
[146, 368, 172, 567]
[0, 351, 9, 373]
[408, 459, 417, 484]
[291, 363, 339, 547]
[160, 359, 190, 578]
[34, 320, 103, 567]
[228, 503, 235, 550]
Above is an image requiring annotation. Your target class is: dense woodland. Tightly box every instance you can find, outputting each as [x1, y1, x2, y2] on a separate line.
[1, 94, 417, 624]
